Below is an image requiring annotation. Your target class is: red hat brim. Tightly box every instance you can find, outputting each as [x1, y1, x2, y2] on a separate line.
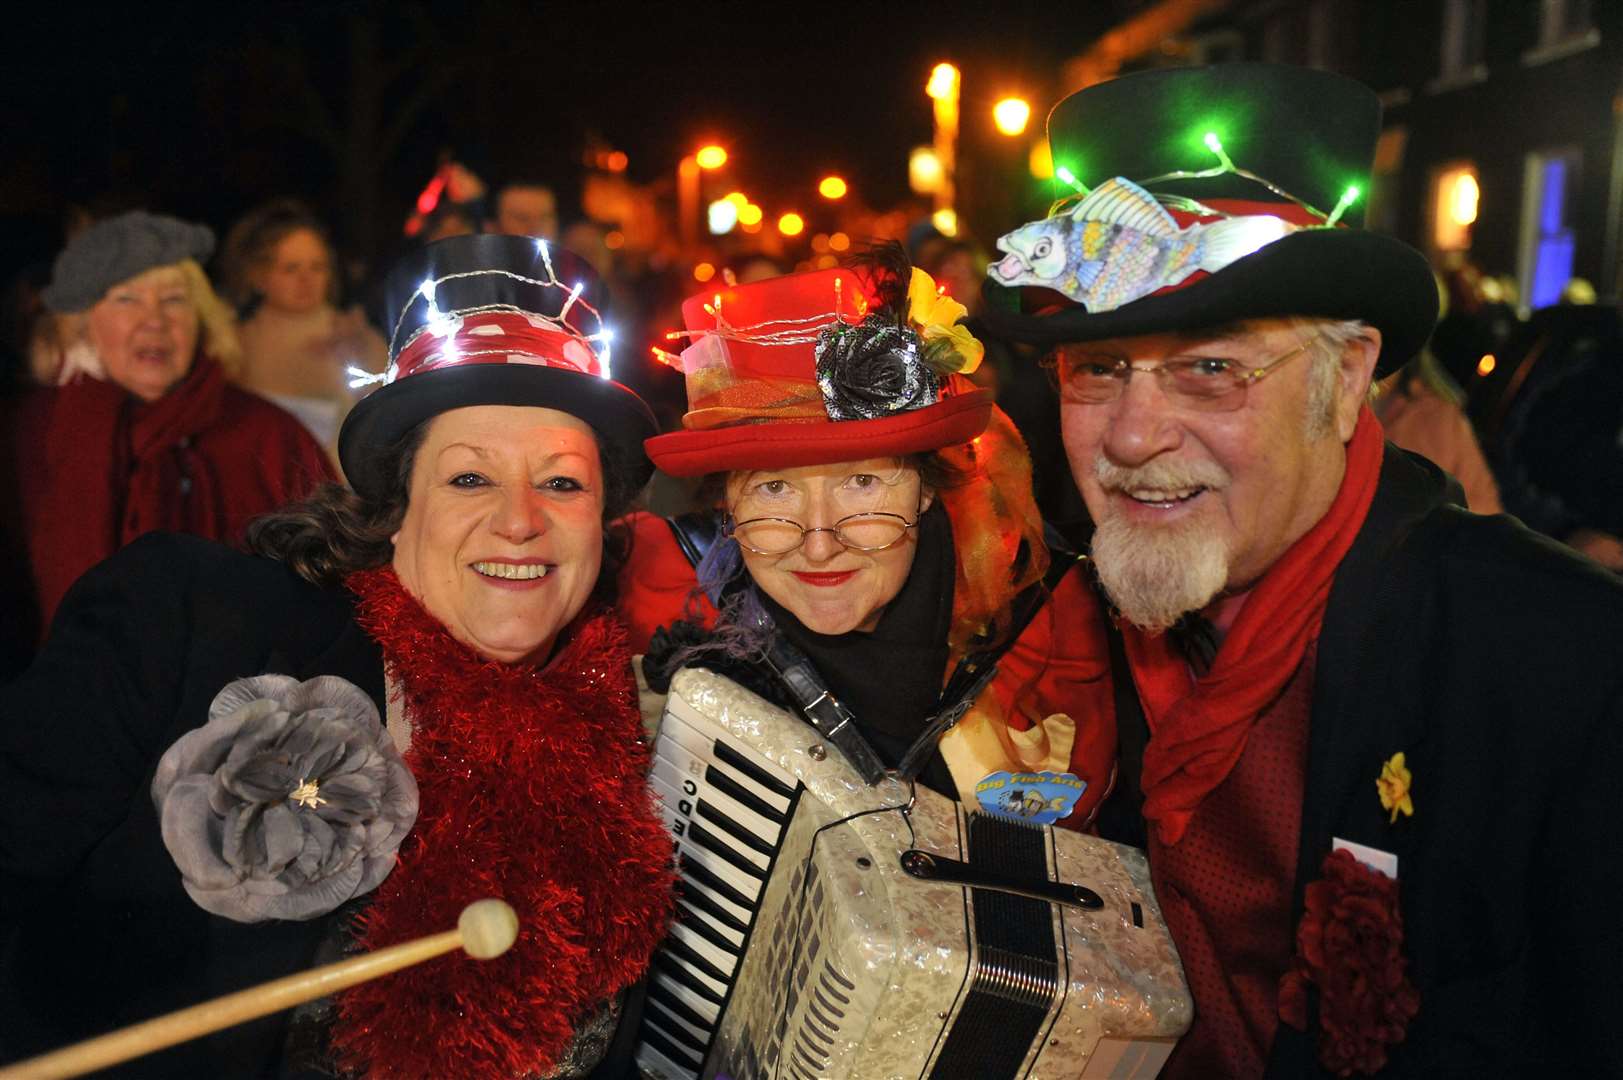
[645, 391, 994, 477]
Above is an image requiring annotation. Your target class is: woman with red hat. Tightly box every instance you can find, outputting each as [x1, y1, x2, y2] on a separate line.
[620, 245, 1116, 829]
[0, 235, 673, 1078]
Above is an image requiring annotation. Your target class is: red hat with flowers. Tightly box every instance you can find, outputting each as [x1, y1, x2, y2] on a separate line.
[339, 234, 655, 499]
[645, 244, 993, 477]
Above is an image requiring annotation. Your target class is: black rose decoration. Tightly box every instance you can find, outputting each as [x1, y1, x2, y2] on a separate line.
[815, 314, 940, 421]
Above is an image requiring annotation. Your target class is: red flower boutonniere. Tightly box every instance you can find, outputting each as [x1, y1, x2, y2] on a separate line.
[1279, 848, 1420, 1076]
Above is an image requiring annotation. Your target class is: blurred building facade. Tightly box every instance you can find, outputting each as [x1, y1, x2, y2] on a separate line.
[1070, 0, 1623, 309]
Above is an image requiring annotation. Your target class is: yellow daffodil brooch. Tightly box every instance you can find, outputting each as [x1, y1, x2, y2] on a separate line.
[907, 267, 984, 376]
[1376, 752, 1414, 824]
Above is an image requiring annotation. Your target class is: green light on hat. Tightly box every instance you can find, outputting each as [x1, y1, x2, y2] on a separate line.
[1326, 184, 1361, 227]
[1201, 131, 1236, 172]
[1055, 164, 1085, 192]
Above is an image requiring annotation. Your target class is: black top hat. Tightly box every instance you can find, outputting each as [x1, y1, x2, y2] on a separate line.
[338, 234, 656, 500]
[977, 64, 1437, 376]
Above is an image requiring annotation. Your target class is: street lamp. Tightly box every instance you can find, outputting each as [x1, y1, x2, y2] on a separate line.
[993, 97, 1031, 137]
[778, 212, 806, 237]
[695, 144, 728, 170]
[818, 175, 848, 200]
[925, 62, 959, 231]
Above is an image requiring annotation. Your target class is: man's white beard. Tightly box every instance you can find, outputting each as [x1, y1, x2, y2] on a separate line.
[1089, 459, 1232, 634]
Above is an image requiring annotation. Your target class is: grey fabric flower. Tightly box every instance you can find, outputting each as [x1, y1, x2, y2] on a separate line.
[815, 314, 940, 421]
[152, 674, 418, 923]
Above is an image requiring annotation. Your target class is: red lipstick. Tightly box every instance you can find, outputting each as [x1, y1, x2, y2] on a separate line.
[792, 570, 857, 587]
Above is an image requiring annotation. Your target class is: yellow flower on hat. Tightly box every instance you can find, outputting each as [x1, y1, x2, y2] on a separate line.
[1377, 752, 1414, 824]
[907, 267, 984, 375]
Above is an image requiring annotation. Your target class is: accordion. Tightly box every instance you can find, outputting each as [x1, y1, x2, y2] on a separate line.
[635, 667, 1191, 1080]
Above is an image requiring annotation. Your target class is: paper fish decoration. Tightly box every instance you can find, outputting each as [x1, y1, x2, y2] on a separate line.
[989, 177, 1296, 313]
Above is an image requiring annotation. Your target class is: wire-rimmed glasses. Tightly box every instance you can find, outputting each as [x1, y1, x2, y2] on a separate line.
[726, 511, 918, 555]
[1049, 340, 1311, 411]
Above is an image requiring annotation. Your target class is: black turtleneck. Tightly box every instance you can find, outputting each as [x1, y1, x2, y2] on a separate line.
[757, 501, 959, 795]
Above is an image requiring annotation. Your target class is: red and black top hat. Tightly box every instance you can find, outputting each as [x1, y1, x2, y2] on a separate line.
[338, 234, 656, 499]
[645, 261, 994, 477]
[977, 64, 1437, 376]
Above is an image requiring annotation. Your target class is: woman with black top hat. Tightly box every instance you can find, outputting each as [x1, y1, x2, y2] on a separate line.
[0, 234, 673, 1079]
[619, 246, 1117, 830]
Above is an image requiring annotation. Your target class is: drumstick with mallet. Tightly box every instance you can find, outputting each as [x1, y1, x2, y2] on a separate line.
[0, 898, 518, 1080]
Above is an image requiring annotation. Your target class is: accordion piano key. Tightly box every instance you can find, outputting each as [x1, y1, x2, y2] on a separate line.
[636, 667, 1192, 1080]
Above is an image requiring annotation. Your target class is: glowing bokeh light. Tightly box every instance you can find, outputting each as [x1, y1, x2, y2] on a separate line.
[829, 231, 851, 252]
[778, 212, 806, 237]
[707, 198, 739, 235]
[738, 203, 764, 227]
[693, 262, 716, 283]
[926, 62, 960, 101]
[724, 191, 749, 208]
[910, 147, 944, 194]
[993, 98, 1031, 137]
[1476, 353, 1496, 377]
[695, 145, 728, 170]
[932, 208, 958, 237]
[818, 175, 848, 200]
[1449, 174, 1480, 227]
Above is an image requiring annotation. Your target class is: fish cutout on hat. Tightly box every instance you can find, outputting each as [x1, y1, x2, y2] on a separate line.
[989, 177, 1297, 313]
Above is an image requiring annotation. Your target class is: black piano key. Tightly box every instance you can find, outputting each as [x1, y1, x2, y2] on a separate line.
[653, 952, 726, 1006]
[713, 740, 797, 800]
[678, 899, 743, 956]
[679, 875, 750, 935]
[664, 930, 734, 986]
[703, 764, 787, 825]
[641, 1021, 705, 1074]
[679, 853, 756, 913]
[696, 798, 778, 858]
[688, 822, 769, 881]
[644, 997, 710, 1056]
[647, 978, 718, 1037]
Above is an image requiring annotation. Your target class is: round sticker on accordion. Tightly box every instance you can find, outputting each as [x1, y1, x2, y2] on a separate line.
[975, 770, 1086, 825]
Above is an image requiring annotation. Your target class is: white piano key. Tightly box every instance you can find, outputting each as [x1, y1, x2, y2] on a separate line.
[652, 969, 723, 1025]
[669, 918, 741, 981]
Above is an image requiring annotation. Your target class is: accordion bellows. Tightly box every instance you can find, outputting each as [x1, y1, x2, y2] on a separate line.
[637, 666, 1192, 1080]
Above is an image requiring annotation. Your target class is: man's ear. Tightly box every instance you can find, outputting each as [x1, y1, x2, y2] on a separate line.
[920, 485, 937, 513]
[1334, 327, 1382, 442]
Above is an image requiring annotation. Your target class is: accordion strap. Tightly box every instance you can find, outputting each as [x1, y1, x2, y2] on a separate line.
[661, 513, 1077, 789]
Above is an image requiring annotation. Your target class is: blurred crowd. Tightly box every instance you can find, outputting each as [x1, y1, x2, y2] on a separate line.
[3, 176, 1620, 682]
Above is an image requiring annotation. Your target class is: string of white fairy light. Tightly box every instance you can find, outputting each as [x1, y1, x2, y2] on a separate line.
[349, 240, 615, 389]
[1049, 131, 1361, 228]
[650, 276, 873, 369]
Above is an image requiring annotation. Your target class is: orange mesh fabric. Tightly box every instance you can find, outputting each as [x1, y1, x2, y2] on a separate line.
[937, 394, 1051, 658]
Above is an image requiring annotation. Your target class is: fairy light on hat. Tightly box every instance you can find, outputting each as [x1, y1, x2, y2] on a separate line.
[349, 248, 618, 389]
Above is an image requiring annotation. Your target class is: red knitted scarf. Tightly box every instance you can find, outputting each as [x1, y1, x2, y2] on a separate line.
[1126, 407, 1384, 845]
[334, 567, 674, 1078]
[31, 357, 227, 626]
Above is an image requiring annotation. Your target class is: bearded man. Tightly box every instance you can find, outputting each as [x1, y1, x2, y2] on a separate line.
[980, 64, 1623, 1079]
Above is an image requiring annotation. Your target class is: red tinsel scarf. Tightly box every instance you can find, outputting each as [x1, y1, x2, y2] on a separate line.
[335, 567, 675, 1078]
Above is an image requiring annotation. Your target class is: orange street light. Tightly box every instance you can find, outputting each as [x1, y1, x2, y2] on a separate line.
[737, 203, 764, 227]
[695, 144, 728, 170]
[724, 191, 749, 207]
[778, 212, 806, 237]
[818, 175, 848, 200]
[926, 63, 960, 101]
[993, 97, 1031, 137]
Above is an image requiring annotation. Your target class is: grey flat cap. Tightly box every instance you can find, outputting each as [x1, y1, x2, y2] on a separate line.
[42, 210, 215, 313]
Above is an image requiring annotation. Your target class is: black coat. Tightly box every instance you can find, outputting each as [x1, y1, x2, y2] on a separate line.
[1098, 448, 1623, 1078]
[0, 535, 648, 1079]
[0, 534, 383, 1077]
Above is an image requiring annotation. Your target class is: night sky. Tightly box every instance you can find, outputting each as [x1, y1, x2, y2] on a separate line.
[0, 0, 1121, 275]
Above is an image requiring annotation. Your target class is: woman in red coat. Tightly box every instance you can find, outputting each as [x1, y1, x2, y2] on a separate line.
[4, 211, 334, 657]
[618, 247, 1116, 829]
